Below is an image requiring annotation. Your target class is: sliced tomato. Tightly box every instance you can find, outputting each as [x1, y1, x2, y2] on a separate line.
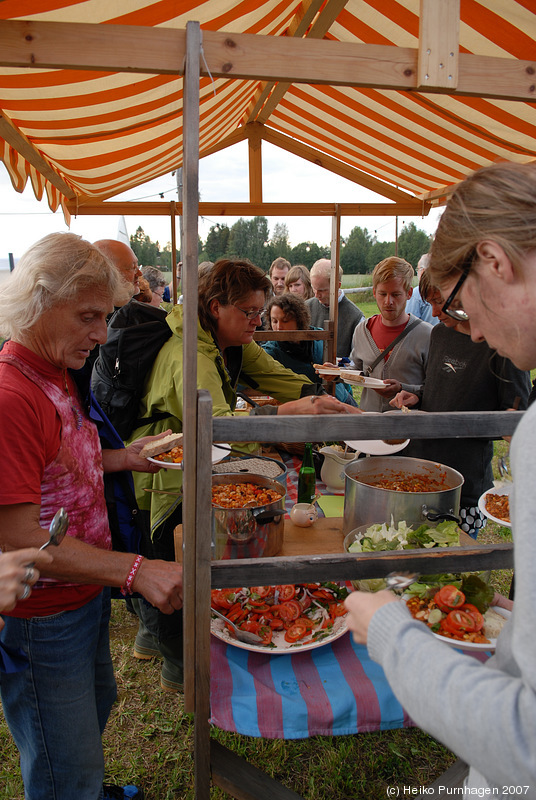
[284, 621, 309, 643]
[247, 601, 271, 611]
[239, 620, 260, 634]
[443, 609, 477, 635]
[459, 603, 484, 632]
[250, 586, 273, 599]
[434, 585, 465, 613]
[269, 618, 285, 629]
[276, 585, 296, 601]
[312, 589, 335, 601]
[330, 601, 347, 618]
[273, 600, 301, 623]
[211, 589, 237, 609]
[257, 625, 273, 645]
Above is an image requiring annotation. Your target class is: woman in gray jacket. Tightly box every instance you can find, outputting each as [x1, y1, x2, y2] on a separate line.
[345, 161, 536, 794]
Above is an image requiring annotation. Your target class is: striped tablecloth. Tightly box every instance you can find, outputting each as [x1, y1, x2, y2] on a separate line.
[209, 632, 414, 738]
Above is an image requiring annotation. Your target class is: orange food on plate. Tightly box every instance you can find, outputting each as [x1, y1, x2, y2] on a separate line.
[485, 493, 510, 522]
[212, 482, 281, 509]
[154, 446, 183, 463]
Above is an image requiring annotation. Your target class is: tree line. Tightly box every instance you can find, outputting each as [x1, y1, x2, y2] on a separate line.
[130, 217, 431, 274]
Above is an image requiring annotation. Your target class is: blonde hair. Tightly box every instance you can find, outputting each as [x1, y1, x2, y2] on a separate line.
[310, 259, 343, 282]
[428, 161, 536, 288]
[284, 264, 313, 299]
[0, 232, 121, 339]
[372, 257, 414, 291]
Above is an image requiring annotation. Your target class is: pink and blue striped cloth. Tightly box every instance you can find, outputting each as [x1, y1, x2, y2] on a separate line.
[210, 633, 413, 738]
[210, 634, 490, 739]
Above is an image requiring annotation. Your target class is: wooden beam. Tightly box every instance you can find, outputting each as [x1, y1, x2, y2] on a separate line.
[245, 0, 327, 123]
[0, 112, 75, 199]
[212, 409, 525, 443]
[253, 329, 331, 341]
[262, 126, 413, 203]
[254, 0, 350, 124]
[418, 0, 460, 91]
[211, 543, 514, 588]
[199, 127, 248, 159]
[247, 124, 263, 203]
[211, 740, 305, 800]
[66, 200, 428, 217]
[1, 21, 535, 102]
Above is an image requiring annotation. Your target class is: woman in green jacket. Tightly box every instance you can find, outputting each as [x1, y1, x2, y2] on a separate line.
[129, 258, 359, 690]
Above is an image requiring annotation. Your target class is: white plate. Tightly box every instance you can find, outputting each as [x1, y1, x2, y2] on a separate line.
[210, 613, 348, 654]
[403, 598, 510, 652]
[148, 443, 231, 470]
[478, 482, 512, 528]
[342, 374, 389, 389]
[315, 367, 388, 389]
[344, 438, 409, 456]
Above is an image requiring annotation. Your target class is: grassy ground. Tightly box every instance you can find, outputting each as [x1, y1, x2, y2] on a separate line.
[0, 442, 513, 799]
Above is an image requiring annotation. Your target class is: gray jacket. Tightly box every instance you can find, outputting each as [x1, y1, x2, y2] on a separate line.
[349, 313, 432, 411]
[367, 400, 536, 792]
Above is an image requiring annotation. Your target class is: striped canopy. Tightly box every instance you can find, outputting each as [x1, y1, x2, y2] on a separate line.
[0, 0, 535, 218]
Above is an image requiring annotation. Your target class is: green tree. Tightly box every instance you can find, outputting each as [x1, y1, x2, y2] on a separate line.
[290, 242, 329, 269]
[269, 223, 291, 263]
[130, 227, 160, 266]
[205, 223, 230, 262]
[226, 217, 271, 269]
[340, 226, 373, 274]
[367, 239, 395, 271]
[397, 222, 431, 268]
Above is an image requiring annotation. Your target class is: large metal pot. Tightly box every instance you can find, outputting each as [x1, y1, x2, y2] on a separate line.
[212, 473, 286, 559]
[343, 456, 464, 535]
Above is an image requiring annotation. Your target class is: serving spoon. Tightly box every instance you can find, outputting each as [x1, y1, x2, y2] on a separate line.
[210, 607, 263, 644]
[384, 571, 419, 591]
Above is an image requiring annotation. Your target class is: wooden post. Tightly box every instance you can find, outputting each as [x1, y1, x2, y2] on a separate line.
[328, 207, 341, 363]
[248, 123, 263, 203]
[182, 18, 200, 712]
[170, 200, 177, 304]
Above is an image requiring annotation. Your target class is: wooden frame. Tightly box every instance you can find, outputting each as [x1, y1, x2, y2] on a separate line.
[1, 5, 531, 796]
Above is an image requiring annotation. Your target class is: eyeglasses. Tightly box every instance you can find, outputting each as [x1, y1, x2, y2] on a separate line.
[441, 253, 474, 322]
[234, 305, 265, 320]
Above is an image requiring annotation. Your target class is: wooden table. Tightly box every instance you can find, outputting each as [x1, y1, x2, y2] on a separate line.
[174, 516, 474, 562]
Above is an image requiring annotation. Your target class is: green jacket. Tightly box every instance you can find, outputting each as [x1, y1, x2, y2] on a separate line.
[129, 305, 312, 532]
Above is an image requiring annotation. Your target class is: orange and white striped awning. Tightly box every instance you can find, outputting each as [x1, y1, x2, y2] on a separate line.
[0, 0, 535, 217]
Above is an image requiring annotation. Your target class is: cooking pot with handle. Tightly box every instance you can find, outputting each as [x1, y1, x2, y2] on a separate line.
[343, 456, 463, 535]
[212, 473, 286, 559]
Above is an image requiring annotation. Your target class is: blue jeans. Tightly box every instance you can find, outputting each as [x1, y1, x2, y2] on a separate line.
[0, 589, 117, 800]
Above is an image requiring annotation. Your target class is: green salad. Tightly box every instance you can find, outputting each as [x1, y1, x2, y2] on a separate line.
[347, 519, 460, 553]
[347, 519, 460, 593]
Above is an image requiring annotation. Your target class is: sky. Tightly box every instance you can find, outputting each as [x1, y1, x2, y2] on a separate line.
[0, 140, 443, 262]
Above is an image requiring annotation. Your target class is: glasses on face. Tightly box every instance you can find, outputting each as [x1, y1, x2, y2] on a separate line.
[441, 253, 474, 322]
[234, 305, 265, 320]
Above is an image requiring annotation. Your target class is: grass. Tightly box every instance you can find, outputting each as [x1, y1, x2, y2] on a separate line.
[0, 442, 513, 798]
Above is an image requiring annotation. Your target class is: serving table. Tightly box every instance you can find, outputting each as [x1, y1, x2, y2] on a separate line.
[175, 517, 483, 740]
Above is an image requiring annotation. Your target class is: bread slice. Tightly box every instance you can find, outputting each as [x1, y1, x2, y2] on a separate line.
[340, 369, 365, 384]
[140, 433, 184, 459]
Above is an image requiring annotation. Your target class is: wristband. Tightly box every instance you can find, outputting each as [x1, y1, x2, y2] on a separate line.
[121, 555, 144, 596]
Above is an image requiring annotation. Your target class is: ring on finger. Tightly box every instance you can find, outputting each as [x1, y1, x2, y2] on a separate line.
[24, 566, 35, 584]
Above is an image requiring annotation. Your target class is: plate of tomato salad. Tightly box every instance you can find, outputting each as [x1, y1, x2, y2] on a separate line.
[403, 584, 510, 652]
[210, 582, 350, 653]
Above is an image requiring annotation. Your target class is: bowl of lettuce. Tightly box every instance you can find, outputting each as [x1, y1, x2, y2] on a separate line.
[343, 518, 461, 592]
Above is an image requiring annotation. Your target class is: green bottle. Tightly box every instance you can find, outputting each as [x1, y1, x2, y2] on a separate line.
[297, 443, 316, 504]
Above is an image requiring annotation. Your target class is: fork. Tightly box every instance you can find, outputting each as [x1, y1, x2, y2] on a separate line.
[384, 571, 420, 591]
[211, 607, 263, 644]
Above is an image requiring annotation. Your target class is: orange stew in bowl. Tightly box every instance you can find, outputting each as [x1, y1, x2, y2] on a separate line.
[212, 482, 281, 509]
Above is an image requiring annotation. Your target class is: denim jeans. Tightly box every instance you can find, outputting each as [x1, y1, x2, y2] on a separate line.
[0, 589, 117, 800]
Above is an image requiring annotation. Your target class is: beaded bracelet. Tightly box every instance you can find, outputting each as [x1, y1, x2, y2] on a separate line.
[121, 555, 144, 596]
